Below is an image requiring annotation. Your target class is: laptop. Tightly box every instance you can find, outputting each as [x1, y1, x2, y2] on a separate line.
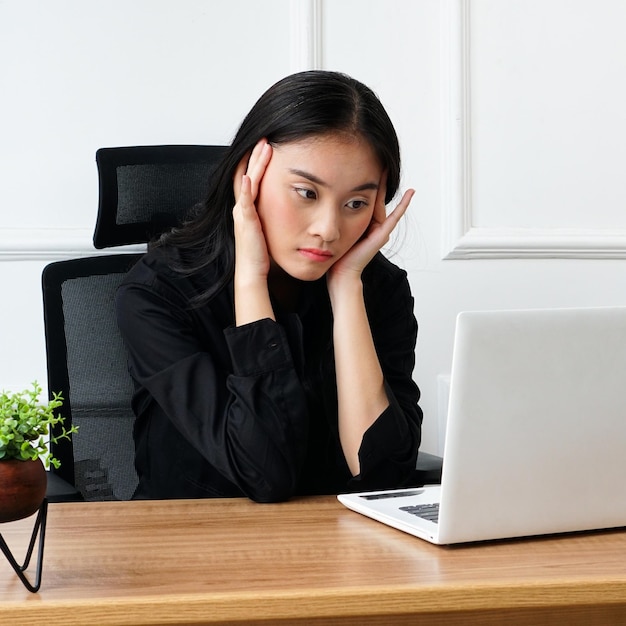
[338, 306, 626, 544]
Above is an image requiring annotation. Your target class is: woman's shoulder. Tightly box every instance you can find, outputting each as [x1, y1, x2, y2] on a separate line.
[362, 253, 414, 319]
[363, 252, 409, 287]
[121, 245, 228, 303]
[122, 246, 183, 287]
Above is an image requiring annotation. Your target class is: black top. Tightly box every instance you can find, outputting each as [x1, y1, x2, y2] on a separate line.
[115, 246, 422, 502]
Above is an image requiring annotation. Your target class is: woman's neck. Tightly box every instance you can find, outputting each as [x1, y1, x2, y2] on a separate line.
[268, 261, 303, 312]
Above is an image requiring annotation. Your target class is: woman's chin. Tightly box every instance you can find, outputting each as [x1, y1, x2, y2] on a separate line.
[270, 259, 330, 283]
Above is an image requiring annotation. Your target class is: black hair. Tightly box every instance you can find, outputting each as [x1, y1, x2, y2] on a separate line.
[155, 70, 402, 303]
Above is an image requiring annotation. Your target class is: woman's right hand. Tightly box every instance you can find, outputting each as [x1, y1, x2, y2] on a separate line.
[232, 139, 276, 325]
[232, 139, 273, 283]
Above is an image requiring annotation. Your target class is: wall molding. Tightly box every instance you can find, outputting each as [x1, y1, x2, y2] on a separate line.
[290, 0, 323, 72]
[0, 228, 144, 262]
[440, 0, 626, 260]
[445, 227, 626, 260]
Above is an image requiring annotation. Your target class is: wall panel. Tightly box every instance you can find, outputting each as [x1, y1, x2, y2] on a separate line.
[443, 0, 626, 259]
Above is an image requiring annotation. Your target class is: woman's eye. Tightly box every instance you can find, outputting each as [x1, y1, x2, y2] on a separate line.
[346, 199, 368, 210]
[295, 187, 317, 200]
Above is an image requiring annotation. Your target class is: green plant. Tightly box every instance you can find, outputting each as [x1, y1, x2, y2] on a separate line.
[0, 381, 77, 469]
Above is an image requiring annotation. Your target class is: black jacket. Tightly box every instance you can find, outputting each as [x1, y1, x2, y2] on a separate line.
[115, 247, 422, 502]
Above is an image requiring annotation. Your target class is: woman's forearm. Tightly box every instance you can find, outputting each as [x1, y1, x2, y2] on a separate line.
[329, 277, 390, 475]
[234, 274, 275, 326]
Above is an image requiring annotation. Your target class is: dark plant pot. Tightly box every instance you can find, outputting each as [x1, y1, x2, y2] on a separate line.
[0, 458, 47, 523]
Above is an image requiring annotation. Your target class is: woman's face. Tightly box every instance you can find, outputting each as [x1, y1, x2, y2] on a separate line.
[256, 133, 383, 282]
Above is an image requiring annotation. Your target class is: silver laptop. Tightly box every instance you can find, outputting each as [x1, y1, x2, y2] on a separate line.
[338, 306, 626, 544]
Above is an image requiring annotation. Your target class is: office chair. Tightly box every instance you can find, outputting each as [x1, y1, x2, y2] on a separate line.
[42, 144, 228, 501]
[93, 144, 228, 248]
[414, 450, 442, 485]
[43, 254, 143, 501]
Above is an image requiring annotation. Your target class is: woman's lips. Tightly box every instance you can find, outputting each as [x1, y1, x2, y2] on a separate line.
[298, 248, 334, 262]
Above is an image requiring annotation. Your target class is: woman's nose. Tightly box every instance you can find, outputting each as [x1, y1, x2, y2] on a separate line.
[309, 205, 340, 242]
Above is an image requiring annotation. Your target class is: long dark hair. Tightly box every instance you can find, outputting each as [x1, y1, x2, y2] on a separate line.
[155, 70, 402, 303]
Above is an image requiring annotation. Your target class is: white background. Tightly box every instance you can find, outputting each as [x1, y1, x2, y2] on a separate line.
[2, 0, 626, 455]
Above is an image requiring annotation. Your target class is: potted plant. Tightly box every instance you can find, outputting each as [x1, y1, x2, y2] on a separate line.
[0, 382, 77, 523]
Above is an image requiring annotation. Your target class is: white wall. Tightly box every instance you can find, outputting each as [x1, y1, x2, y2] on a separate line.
[2, 0, 626, 456]
[0, 0, 293, 389]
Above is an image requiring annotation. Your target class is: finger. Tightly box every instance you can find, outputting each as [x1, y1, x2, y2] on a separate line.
[246, 140, 272, 194]
[367, 188, 413, 246]
[384, 188, 414, 232]
[240, 173, 252, 200]
[233, 139, 271, 201]
[246, 139, 267, 172]
[233, 155, 249, 201]
[233, 175, 259, 229]
[372, 170, 389, 224]
[238, 175, 256, 218]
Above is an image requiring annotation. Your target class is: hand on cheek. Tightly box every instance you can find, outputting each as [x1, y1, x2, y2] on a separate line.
[328, 171, 414, 285]
[232, 140, 273, 282]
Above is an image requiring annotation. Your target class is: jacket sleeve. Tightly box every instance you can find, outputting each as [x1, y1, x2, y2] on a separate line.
[349, 259, 423, 491]
[115, 276, 309, 503]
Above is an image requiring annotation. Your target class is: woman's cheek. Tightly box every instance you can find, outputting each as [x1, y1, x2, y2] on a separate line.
[355, 212, 375, 242]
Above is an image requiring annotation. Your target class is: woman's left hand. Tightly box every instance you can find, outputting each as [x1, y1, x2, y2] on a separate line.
[328, 172, 414, 286]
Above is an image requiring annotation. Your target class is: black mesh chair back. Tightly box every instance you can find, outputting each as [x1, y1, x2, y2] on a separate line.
[42, 254, 142, 501]
[93, 144, 228, 248]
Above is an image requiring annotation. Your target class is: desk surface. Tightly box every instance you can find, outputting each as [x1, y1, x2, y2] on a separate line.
[1, 496, 626, 626]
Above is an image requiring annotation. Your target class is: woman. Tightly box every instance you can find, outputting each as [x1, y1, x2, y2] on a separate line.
[115, 70, 423, 502]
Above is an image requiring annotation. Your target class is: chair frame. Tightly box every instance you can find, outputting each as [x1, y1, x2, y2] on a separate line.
[42, 253, 142, 488]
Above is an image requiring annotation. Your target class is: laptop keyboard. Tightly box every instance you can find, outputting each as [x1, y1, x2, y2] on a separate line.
[399, 503, 439, 523]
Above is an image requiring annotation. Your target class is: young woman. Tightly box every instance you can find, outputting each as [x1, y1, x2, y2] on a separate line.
[115, 70, 423, 502]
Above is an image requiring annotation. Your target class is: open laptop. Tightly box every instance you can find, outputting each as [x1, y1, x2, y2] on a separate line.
[338, 306, 626, 544]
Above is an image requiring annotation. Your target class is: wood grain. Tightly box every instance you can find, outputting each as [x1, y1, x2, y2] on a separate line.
[1, 497, 626, 625]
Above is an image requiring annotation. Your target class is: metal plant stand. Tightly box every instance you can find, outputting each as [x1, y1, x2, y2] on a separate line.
[0, 498, 48, 593]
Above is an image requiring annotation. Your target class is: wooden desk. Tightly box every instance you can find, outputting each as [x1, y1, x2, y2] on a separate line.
[1, 497, 626, 625]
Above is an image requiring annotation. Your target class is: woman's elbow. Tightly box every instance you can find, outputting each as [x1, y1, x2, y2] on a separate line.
[246, 476, 296, 503]
[239, 459, 299, 503]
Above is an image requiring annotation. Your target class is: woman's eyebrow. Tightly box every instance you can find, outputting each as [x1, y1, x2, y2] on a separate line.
[288, 168, 379, 192]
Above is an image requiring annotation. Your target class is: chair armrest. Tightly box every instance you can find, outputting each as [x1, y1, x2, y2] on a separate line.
[413, 450, 443, 486]
[46, 471, 83, 503]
